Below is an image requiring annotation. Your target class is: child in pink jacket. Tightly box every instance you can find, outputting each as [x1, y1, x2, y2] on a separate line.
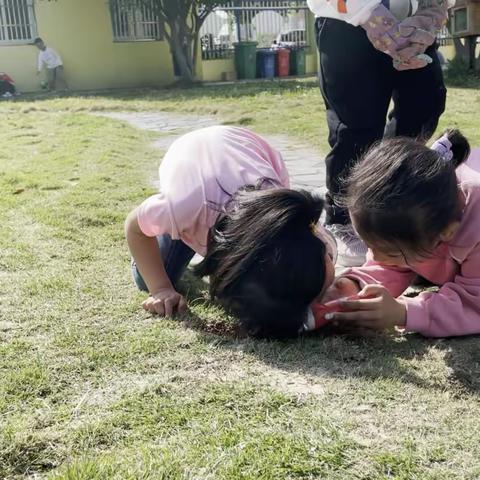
[324, 129, 480, 337]
[125, 126, 336, 339]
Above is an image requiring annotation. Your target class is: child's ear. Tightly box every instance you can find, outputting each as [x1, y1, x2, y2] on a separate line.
[439, 221, 461, 242]
[439, 189, 466, 242]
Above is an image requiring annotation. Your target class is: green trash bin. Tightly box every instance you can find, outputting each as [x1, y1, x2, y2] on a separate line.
[290, 47, 306, 76]
[234, 42, 258, 80]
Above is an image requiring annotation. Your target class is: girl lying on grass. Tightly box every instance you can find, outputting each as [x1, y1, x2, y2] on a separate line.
[125, 125, 336, 339]
[323, 129, 480, 337]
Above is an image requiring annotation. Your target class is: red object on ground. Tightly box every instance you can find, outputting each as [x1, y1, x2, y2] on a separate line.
[309, 295, 363, 330]
[0, 73, 14, 84]
[276, 48, 290, 77]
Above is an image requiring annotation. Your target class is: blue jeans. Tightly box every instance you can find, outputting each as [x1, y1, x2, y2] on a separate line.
[132, 235, 196, 292]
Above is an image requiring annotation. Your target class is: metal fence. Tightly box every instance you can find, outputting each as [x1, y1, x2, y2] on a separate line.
[437, 25, 453, 46]
[0, 0, 36, 44]
[109, 0, 164, 42]
[200, 0, 309, 60]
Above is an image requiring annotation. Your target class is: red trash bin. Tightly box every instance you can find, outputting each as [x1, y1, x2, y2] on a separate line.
[276, 48, 290, 77]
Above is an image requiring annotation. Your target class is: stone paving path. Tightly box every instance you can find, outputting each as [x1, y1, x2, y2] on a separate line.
[97, 111, 326, 194]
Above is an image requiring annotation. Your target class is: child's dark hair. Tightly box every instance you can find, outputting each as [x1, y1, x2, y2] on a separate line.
[195, 188, 327, 339]
[34, 37, 43, 44]
[346, 129, 470, 259]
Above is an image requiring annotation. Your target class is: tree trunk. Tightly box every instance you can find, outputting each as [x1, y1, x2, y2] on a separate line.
[159, 3, 215, 85]
[453, 37, 469, 61]
[165, 22, 195, 84]
[466, 35, 479, 70]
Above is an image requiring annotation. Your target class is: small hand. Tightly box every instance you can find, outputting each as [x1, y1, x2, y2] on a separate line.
[142, 288, 187, 317]
[321, 277, 360, 303]
[394, 42, 432, 70]
[325, 284, 407, 333]
[394, 55, 430, 71]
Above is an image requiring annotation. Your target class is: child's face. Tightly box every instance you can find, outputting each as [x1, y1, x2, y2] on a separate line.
[35, 41, 45, 51]
[351, 217, 416, 267]
[369, 248, 408, 267]
[314, 225, 337, 298]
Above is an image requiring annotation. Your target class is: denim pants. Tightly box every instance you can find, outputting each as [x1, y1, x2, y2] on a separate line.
[132, 235, 196, 292]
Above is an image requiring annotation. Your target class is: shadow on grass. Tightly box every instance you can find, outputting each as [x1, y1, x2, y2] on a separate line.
[444, 76, 480, 90]
[8, 79, 320, 107]
[444, 58, 480, 90]
[7, 73, 480, 110]
[179, 275, 480, 396]
[440, 337, 480, 394]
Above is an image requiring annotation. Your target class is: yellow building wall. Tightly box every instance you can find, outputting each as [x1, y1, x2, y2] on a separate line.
[201, 57, 236, 82]
[1, 2, 319, 91]
[0, 0, 175, 92]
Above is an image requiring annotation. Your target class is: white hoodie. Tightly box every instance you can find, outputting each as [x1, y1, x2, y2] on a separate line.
[307, 0, 421, 25]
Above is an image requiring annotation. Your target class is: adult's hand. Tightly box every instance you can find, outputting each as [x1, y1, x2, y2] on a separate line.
[361, 4, 440, 62]
[394, 48, 432, 70]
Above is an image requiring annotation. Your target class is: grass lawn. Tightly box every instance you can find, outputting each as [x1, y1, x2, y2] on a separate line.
[1, 79, 480, 480]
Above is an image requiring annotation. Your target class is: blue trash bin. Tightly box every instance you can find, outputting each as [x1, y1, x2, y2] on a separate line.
[257, 49, 276, 79]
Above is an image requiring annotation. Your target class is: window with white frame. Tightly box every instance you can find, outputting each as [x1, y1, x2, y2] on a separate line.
[452, 7, 469, 35]
[0, 0, 37, 44]
[109, 0, 164, 42]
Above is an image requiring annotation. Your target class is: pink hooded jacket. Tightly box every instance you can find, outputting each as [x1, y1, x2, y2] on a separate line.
[346, 148, 480, 337]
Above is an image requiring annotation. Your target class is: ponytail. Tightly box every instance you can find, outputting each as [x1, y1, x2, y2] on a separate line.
[434, 129, 471, 169]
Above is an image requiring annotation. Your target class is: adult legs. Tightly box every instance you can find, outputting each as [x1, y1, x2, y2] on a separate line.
[132, 235, 196, 293]
[316, 18, 394, 226]
[384, 45, 447, 142]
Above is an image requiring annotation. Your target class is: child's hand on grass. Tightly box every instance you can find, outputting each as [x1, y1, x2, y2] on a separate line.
[142, 288, 187, 317]
[325, 284, 407, 333]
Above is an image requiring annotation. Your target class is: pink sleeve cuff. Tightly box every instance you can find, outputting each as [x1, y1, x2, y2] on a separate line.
[404, 296, 431, 335]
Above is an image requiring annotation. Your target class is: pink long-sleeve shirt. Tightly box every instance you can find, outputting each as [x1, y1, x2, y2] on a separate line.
[136, 126, 289, 255]
[346, 148, 480, 338]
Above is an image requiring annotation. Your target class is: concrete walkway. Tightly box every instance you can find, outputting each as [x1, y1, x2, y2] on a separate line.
[97, 111, 326, 194]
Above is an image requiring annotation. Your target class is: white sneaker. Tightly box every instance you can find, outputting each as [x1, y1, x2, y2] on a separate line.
[325, 224, 367, 268]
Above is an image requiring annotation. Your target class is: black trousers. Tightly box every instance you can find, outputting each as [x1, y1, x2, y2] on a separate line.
[316, 17, 447, 225]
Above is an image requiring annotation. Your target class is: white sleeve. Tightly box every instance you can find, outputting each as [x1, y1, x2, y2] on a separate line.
[307, 0, 381, 25]
[37, 53, 43, 71]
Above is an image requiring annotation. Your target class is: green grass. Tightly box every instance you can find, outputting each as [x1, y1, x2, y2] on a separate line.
[1, 79, 480, 479]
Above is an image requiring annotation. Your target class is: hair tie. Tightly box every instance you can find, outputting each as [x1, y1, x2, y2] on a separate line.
[431, 135, 454, 162]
